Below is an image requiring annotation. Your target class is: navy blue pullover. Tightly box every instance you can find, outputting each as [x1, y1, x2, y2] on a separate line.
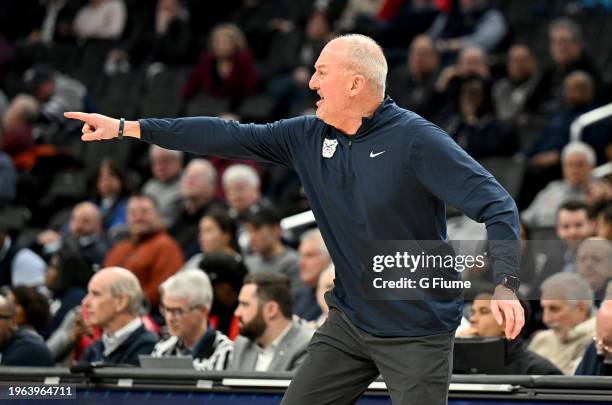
[139, 97, 520, 337]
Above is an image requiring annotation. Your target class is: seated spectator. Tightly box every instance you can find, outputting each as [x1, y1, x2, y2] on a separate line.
[596, 202, 612, 240]
[37, 201, 109, 266]
[387, 35, 439, 118]
[181, 23, 258, 112]
[530, 18, 601, 114]
[315, 264, 335, 327]
[293, 229, 332, 321]
[575, 300, 612, 375]
[492, 44, 539, 124]
[459, 292, 562, 374]
[529, 273, 596, 374]
[428, 0, 509, 56]
[9, 286, 51, 338]
[104, 194, 184, 308]
[79, 267, 158, 366]
[0, 218, 46, 287]
[94, 159, 132, 238]
[142, 145, 184, 228]
[244, 204, 301, 294]
[152, 270, 233, 370]
[182, 208, 240, 270]
[73, 0, 127, 41]
[169, 159, 222, 258]
[0, 294, 53, 366]
[522, 142, 610, 228]
[445, 77, 516, 159]
[576, 238, 612, 300]
[44, 248, 94, 338]
[228, 273, 314, 372]
[198, 253, 247, 340]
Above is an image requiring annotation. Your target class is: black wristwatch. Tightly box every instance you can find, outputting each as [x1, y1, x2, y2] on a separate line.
[499, 275, 520, 293]
[118, 118, 125, 139]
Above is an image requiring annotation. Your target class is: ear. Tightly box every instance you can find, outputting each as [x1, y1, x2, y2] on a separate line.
[348, 74, 366, 96]
[114, 294, 129, 313]
[263, 300, 279, 320]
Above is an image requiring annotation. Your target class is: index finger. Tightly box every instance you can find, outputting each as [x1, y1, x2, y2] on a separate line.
[64, 111, 92, 122]
[511, 304, 525, 339]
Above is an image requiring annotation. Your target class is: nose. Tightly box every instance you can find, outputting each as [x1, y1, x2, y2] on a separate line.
[309, 72, 318, 90]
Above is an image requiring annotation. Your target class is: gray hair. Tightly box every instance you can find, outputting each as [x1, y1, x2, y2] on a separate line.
[105, 267, 144, 315]
[300, 228, 330, 259]
[222, 164, 260, 189]
[561, 141, 596, 166]
[332, 34, 388, 97]
[549, 17, 583, 45]
[160, 269, 213, 311]
[541, 272, 594, 311]
[184, 158, 217, 189]
[149, 144, 184, 162]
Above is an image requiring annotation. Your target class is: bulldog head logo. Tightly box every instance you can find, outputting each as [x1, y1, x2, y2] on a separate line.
[322, 138, 338, 159]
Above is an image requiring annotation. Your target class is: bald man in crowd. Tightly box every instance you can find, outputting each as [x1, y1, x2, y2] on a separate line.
[66, 33, 522, 405]
[575, 300, 612, 375]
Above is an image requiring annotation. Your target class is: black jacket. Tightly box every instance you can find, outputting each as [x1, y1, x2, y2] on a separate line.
[81, 324, 157, 366]
[0, 329, 53, 367]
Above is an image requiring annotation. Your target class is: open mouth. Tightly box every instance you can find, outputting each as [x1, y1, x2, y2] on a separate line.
[316, 94, 324, 107]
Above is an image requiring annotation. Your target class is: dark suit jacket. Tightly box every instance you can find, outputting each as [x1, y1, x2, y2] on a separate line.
[81, 324, 157, 366]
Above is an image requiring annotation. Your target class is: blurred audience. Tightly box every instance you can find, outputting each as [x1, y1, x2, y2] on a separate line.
[575, 300, 612, 375]
[0, 218, 47, 288]
[9, 285, 51, 338]
[94, 159, 132, 237]
[315, 264, 335, 327]
[73, 0, 127, 41]
[576, 238, 612, 300]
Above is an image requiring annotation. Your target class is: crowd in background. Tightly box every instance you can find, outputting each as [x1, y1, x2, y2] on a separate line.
[0, 0, 612, 377]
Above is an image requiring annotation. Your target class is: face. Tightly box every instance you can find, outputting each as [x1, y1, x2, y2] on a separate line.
[69, 204, 101, 237]
[309, 40, 355, 128]
[235, 284, 267, 340]
[562, 152, 592, 187]
[127, 197, 160, 237]
[0, 301, 15, 347]
[246, 223, 278, 256]
[46, 255, 60, 290]
[161, 294, 206, 341]
[299, 238, 330, 287]
[596, 214, 612, 240]
[199, 216, 230, 253]
[305, 11, 330, 39]
[224, 180, 259, 214]
[595, 311, 612, 361]
[507, 45, 535, 81]
[458, 49, 485, 76]
[469, 296, 505, 337]
[316, 270, 335, 316]
[97, 164, 121, 198]
[577, 240, 612, 293]
[151, 150, 181, 183]
[181, 164, 213, 200]
[540, 298, 588, 338]
[550, 27, 581, 66]
[564, 76, 592, 107]
[408, 36, 438, 76]
[212, 30, 236, 59]
[556, 209, 592, 244]
[83, 272, 122, 329]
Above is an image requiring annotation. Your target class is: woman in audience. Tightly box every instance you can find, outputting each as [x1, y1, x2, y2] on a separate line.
[93, 158, 132, 239]
[182, 208, 240, 270]
[43, 247, 94, 338]
[8, 285, 51, 338]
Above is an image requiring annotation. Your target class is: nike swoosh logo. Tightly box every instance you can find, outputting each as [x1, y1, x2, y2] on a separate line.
[370, 150, 386, 158]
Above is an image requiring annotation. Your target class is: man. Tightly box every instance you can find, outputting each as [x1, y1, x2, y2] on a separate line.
[529, 273, 595, 374]
[104, 194, 184, 307]
[522, 142, 608, 228]
[169, 158, 221, 258]
[293, 228, 332, 321]
[575, 300, 612, 375]
[80, 267, 158, 366]
[66, 33, 523, 405]
[0, 294, 53, 366]
[222, 164, 261, 220]
[243, 203, 300, 293]
[142, 145, 184, 227]
[229, 273, 313, 372]
[37, 201, 109, 266]
[458, 291, 561, 375]
[151, 269, 233, 371]
[576, 238, 612, 300]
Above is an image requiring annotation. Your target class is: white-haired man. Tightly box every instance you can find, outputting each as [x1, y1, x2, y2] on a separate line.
[80, 267, 158, 366]
[151, 269, 233, 370]
[529, 273, 595, 374]
[522, 141, 609, 227]
[142, 145, 184, 227]
[66, 33, 522, 405]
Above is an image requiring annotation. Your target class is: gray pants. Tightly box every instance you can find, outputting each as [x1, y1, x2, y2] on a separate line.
[281, 307, 454, 405]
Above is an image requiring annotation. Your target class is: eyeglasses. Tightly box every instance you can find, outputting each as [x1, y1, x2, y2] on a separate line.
[0, 314, 13, 320]
[593, 336, 612, 355]
[159, 304, 200, 318]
